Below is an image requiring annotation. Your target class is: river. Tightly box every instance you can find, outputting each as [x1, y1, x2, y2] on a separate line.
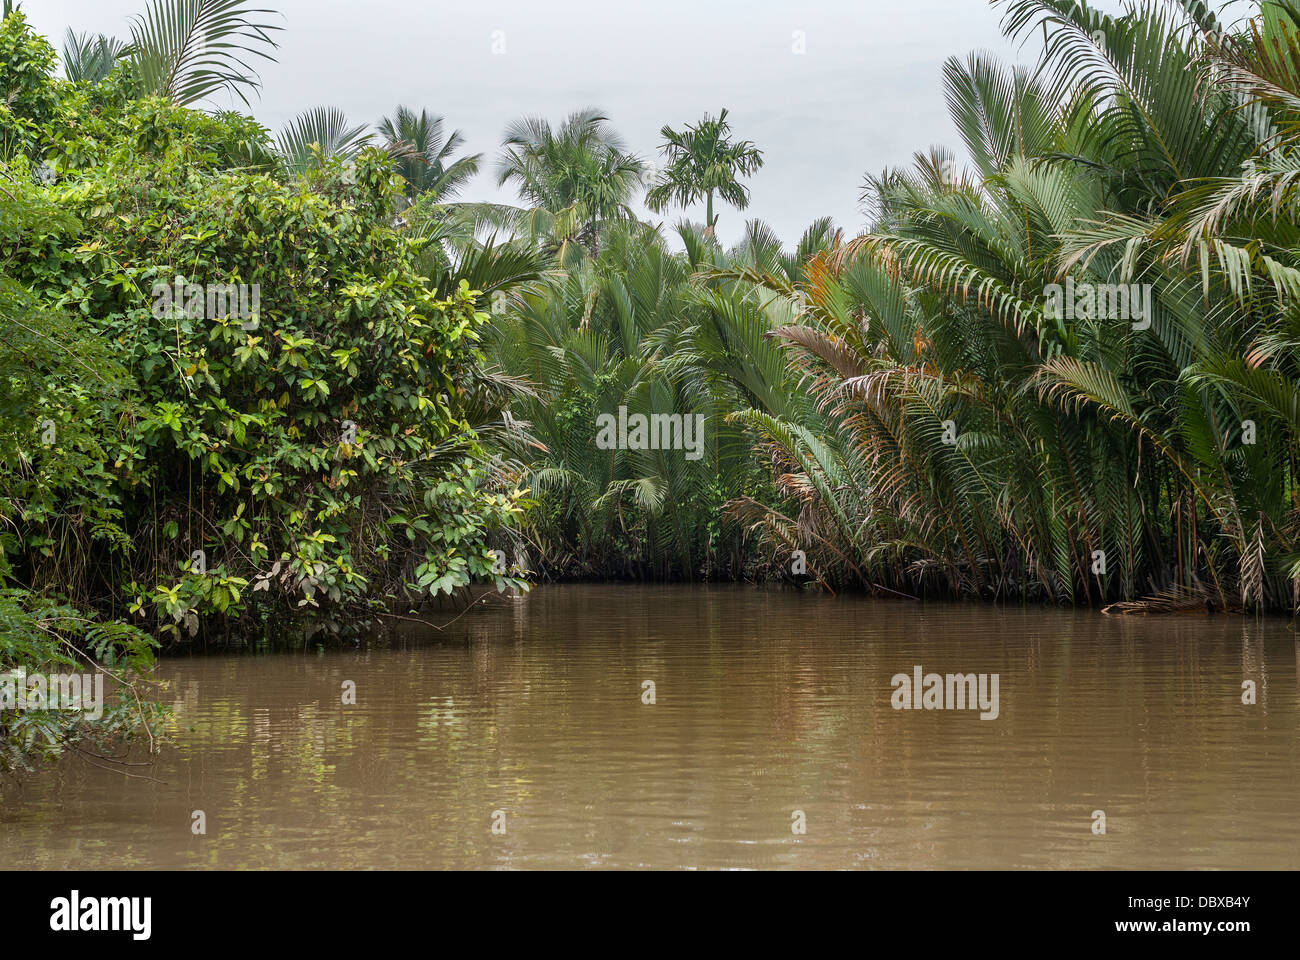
[2, 584, 1297, 869]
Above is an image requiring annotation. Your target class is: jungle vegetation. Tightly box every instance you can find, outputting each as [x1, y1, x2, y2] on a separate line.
[2, 0, 1299, 767]
[478, 0, 1300, 617]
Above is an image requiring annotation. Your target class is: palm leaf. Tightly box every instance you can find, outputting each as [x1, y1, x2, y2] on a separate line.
[126, 0, 281, 107]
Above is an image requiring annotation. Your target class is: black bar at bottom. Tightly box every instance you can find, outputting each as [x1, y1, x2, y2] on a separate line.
[0, 869, 1284, 947]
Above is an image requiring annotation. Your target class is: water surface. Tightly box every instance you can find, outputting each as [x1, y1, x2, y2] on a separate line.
[3, 585, 1298, 869]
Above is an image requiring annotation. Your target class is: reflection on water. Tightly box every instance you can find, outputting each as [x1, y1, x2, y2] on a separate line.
[2, 585, 1298, 869]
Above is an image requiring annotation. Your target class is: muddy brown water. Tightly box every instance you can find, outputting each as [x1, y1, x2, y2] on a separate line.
[2, 584, 1298, 869]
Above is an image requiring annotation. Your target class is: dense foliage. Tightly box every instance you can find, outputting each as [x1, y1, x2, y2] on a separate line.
[3, 0, 1299, 775]
[465, 0, 1299, 616]
[724, 0, 1300, 613]
[0, 7, 525, 769]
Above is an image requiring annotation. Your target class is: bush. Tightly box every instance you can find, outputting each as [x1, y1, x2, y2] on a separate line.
[0, 12, 58, 158]
[2, 42, 527, 646]
[0, 589, 162, 774]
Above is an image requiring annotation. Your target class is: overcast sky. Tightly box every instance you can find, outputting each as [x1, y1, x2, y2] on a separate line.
[29, 0, 1130, 247]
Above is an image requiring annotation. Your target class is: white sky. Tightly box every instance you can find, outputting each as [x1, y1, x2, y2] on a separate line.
[28, 0, 1133, 246]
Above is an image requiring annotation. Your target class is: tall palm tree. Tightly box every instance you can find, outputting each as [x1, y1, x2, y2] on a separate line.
[645, 108, 764, 236]
[495, 108, 646, 255]
[377, 106, 481, 205]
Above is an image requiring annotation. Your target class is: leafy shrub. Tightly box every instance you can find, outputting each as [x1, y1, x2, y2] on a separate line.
[3, 44, 527, 646]
[0, 589, 162, 773]
[0, 12, 58, 158]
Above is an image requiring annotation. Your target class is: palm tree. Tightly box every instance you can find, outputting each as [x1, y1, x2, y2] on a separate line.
[476, 211, 834, 581]
[124, 0, 281, 107]
[377, 106, 481, 205]
[482, 221, 717, 577]
[495, 108, 646, 255]
[645, 109, 763, 236]
[274, 106, 371, 177]
[61, 30, 129, 84]
[720, 0, 1297, 611]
